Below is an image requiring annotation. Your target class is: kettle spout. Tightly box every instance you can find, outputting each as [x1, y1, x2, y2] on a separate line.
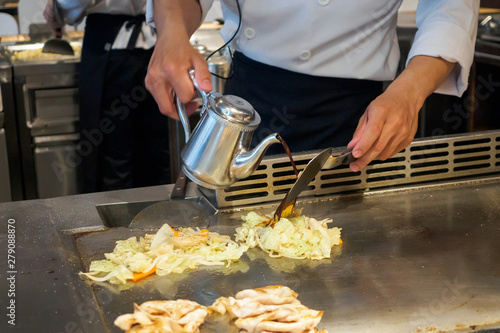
[231, 133, 282, 180]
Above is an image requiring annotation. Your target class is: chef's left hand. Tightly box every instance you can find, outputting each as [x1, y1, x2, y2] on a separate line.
[347, 55, 456, 172]
[347, 82, 420, 172]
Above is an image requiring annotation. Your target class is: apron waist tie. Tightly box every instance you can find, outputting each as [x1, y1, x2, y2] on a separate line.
[125, 15, 146, 50]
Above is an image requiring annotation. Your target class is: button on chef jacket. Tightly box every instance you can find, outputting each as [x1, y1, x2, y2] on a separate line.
[146, 0, 479, 96]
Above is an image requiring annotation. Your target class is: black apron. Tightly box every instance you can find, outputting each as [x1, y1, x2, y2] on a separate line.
[224, 51, 384, 155]
[79, 13, 170, 193]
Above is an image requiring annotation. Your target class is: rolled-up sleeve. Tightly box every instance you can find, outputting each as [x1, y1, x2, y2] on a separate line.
[146, 0, 215, 27]
[407, 0, 480, 96]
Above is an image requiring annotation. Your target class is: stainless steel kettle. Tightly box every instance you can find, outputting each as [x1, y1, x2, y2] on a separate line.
[176, 70, 281, 189]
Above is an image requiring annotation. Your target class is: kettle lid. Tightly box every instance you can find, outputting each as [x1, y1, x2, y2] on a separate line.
[209, 94, 261, 127]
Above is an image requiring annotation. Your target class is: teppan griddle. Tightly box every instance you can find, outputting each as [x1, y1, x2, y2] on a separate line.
[1, 131, 500, 333]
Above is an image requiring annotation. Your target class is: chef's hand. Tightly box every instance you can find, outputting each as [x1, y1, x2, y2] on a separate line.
[145, 0, 212, 120]
[43, 0, 63, 37]
[347, 55, 456, 172]
[146, 35, 212, 119]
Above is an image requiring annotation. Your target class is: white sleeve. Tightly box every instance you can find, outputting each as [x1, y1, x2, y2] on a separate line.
[146, 0, 215, 28]
[55, 0, 94, 25]
[145, 0, 154, 26]
[406, 0, 480, 96]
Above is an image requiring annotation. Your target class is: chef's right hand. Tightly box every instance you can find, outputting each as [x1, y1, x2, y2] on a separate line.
[43, 0, 63, 37]
[145, 33, 213, 120]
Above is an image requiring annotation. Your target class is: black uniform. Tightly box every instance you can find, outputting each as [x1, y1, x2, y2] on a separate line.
[79, 13, 170, 192]
[224, 51, 383, 155]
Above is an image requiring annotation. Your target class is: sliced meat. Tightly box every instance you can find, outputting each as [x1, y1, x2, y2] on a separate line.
[114, 300, 208, 333]
[210, 285, 327, 333]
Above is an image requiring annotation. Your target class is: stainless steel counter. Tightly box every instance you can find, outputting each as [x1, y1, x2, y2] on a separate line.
[0, 174, 500, 333]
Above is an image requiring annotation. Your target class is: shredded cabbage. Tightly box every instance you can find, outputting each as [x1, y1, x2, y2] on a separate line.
[235, 212, 342, 260]
[79, 224, 249, 284]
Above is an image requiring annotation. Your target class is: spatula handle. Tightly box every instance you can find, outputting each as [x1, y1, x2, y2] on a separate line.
[171, 170, 188, 200]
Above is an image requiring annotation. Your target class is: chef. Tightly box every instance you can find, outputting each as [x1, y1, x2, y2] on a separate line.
[145, 0, 479, 172]
[43, 0, 171, 192]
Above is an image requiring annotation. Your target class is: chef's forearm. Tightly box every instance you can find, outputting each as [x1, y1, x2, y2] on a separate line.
[153, 0, 202, 39]
[387, 55, 456, 107]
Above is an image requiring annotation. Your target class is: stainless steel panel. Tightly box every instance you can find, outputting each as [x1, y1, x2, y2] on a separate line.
[0, 83, 3, 114]
[11, 58, 80, 198]
[0, 53, 23, 200]
[0, 128, 11, 202]
[33, 133, 82, 198]
[34, 87, 79, 120]
[204, 130, 500, 208]
[4, 42, 82, 65]
[15, 61, 80, 137]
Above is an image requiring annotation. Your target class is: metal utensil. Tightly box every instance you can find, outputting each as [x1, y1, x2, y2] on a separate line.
[42, 0, 75, 56]
[127, 175, 218, 230]
[273, 147, 356, 221]
[128, 95, 218, 230]
[42, 29, 75, 56]
[178, 70, 281, 189]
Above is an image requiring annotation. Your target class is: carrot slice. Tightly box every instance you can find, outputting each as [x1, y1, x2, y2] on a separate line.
[338, 238, 343, 245]
[131, 266, 157, 282]
[169, 226, 179, 237]
[200, 229, 209, 236]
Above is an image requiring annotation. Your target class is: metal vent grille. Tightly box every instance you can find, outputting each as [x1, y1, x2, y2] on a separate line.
[200, 131, 500, 208]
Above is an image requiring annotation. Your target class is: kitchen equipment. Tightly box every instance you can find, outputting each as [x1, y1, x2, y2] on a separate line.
[128, 170, 218, 230]
[177, 70, 281, 189]
[42, 36, 75, 55]
[42, 30, 75, 56]
[4, 42, 81, 199]
[0, 119, 10, 202]
[192, 39, 211, 58]
[41, 0, 74, 55]
[128, 97, 218, 230]
[207, 53, 231, 94]
[2, 131, 500, 333]
[201, 130, 500, 209]
[0, 50, 22, 201]
[0, 55, 11, 202]
[273, 147, 355, 221]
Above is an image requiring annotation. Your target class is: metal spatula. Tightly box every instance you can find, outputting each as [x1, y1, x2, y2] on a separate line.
[42, 29, 74, 56]
[42, 1, 74, 56]
[128, 170, 218, 230]
[273, 147, 356, 221]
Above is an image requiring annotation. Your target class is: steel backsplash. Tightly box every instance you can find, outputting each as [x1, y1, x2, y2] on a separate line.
[199, 130, 500, 208]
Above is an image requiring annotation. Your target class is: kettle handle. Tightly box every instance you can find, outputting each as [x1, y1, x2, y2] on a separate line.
[175, 69, 209, 144]
[176, 96, 191, 144]
[189, 69, 209, 108]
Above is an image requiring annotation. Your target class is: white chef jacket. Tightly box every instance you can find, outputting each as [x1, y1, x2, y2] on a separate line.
[146, 0, 479, 97]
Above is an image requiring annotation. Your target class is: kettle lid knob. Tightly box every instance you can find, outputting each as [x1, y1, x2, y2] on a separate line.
[210, 94, 260, 127]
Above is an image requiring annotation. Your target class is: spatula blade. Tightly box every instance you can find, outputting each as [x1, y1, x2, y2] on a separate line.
[42, 37, 75, 56]
[128, 196, 218, 231]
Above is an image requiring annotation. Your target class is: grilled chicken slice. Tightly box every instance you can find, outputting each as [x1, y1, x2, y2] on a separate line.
[210, 285, 327, 333]
[114, 300, 209, 333]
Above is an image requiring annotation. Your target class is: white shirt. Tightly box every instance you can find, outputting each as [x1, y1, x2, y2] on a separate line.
[146, 0, 479, 96]
[56, 0, 146, 25]
[56, 0, 156, 49]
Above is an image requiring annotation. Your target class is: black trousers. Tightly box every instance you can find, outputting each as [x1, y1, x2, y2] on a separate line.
[79, 14, 170, 192]
[224, 52, 384, 155]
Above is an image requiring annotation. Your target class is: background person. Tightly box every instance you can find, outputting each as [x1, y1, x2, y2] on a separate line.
[44, 0, 171, 192]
